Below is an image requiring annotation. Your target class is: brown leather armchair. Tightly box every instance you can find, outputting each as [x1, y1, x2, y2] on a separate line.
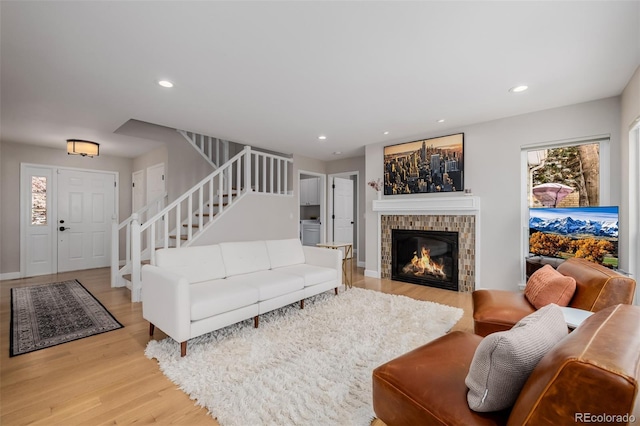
[473, 257, 635, 336]
[372, 304, 640, 425]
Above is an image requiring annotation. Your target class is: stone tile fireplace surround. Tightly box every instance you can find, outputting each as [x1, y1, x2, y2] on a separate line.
[372, 196, 480, 293]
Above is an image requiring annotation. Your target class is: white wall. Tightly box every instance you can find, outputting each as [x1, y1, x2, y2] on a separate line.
[365, 96, 622, 291]
[620, 66, 640, 291]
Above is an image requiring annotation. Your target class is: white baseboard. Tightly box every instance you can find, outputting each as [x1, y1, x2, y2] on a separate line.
[357, 261, 365, 268]
[364, 269, 381, 279]
[0, 272, 21, 281]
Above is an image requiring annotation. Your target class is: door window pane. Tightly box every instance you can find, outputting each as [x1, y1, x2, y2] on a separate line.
[31, 176, 47, 225]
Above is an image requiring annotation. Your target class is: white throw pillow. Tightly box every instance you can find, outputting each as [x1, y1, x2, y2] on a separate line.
[465, 303, 568, 412]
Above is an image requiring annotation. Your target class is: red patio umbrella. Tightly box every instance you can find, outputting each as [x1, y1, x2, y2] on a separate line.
[532, 183, 574, 207]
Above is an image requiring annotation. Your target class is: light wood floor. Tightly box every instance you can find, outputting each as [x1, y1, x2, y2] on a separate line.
[0, 263, 472, 425]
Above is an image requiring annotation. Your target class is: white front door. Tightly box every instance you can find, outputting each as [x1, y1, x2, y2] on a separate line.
[57, 169, 115, 272]
[333, 177, 354, 257]
[22, 165, 56, 277]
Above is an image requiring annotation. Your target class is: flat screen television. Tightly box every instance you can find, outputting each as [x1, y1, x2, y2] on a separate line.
[528, 206, 618, 269]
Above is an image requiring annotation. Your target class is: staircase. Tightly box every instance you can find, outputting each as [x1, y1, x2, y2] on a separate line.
[177, 129, 230, 170]
[112, 139, 293, 302]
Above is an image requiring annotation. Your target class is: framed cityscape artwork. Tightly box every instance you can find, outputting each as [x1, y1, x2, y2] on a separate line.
[383, 133, 464, 195]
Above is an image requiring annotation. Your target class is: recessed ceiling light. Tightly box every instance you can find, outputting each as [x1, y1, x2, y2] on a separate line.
[437, 119, 445, 123]
[333, 151, 342, 155]
[509, 85, 528, 93]
[318, 135, 327, 140]
[383, 131, 390, 135]
[158, 80, 174, 88]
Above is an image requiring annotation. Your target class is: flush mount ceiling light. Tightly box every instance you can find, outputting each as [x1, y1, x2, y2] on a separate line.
[158, 80, 174, 88]
[509, 85, 529, 93]
[318, 135, 327, 141]
[437, 119, 445, 123]
[67, 139, 99, 157]
[332, 151, 342, 155]
[383, 131, 390, 135]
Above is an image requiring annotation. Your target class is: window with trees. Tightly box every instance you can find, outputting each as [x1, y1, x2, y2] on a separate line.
[527, 142, 601, 208]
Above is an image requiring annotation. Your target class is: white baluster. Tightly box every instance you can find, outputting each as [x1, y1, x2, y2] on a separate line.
[131, 213, 141, 302]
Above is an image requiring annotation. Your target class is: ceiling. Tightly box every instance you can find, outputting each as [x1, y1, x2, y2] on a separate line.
[1, 1, 639, 161]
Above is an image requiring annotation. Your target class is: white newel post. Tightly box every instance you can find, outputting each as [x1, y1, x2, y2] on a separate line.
[110, 215, 119, 288]
[131, 213, 142, 302]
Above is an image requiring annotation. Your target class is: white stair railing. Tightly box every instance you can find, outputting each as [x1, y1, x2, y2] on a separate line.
[177, 129, 230, 169]
[110, 192, 167, 289]
[120, 146, 292, 302]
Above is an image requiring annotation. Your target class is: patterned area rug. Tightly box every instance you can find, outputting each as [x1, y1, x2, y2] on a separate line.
[10, 279, 123, 357]
[146, 287, 463, 425]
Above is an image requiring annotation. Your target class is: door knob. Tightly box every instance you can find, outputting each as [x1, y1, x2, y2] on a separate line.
[59, 226, 70, 231]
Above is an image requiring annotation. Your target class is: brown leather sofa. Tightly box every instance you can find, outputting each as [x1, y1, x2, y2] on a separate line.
[372, 304, 640, 425]
[473, 257, 636, 336]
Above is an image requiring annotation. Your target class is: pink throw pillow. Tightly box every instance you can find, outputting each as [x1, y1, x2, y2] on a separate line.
[525, 264, 576, 309]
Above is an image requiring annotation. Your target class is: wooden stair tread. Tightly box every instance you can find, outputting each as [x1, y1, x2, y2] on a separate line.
[169, 235, 189, 240]
[121, 260, 152, 282]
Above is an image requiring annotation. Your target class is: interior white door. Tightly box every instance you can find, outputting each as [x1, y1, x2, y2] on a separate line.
[132, 169, 145, 213]
[333, 177, 354, 256]
[146, 163, 165, 219]
[22, 165, 56, 277]
[57, 169, 115, 272]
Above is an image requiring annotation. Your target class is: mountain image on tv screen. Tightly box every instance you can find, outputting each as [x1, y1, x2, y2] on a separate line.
[529, 206, 618, 268]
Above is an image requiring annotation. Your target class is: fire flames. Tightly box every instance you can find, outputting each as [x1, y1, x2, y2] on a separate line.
[402, 246, 446, 279]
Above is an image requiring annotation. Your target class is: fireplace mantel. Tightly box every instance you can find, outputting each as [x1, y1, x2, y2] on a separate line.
[373, 195, 480, 215]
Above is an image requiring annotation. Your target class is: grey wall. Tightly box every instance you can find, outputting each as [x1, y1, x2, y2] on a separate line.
[365, 96, 623, 291]
[132, 145, 168, 177]
[161, 130, 213, 203]
[0, 141, 133, 275]
[192, 192, 298, 245]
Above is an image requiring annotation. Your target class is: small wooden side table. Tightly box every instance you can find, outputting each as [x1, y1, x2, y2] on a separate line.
[316, 242, 353, 288]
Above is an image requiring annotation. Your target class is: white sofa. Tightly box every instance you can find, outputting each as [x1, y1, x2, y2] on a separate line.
[141, 238, 342, 356]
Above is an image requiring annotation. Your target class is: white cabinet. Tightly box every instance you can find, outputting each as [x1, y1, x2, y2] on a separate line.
[300, 177, 320, 206]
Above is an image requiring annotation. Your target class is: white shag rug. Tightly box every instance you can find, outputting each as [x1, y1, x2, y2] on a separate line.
[145, 287, 463, 426]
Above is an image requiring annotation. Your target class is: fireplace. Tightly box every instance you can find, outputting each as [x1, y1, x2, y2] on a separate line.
[373, 196, 479, 292]
[391, 229, 459, 291]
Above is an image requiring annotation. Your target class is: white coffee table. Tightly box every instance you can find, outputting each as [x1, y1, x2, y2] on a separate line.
[560, 306, 594, 329]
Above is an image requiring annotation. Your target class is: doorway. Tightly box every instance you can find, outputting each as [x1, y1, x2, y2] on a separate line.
[21, 164, 118, 277]
[132, 169, 145, 213]
[146, 163, 165, 219]
[298, 170, 326, 246]
[328, 172, 359, 263]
